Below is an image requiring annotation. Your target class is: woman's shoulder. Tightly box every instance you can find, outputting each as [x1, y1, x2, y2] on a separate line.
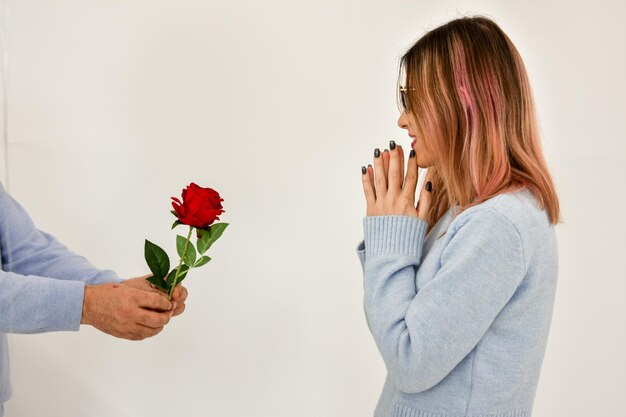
[448, 188, 557, 264]
[453, 188, 551, 229]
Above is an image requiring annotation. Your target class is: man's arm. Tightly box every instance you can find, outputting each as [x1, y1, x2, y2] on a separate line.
[0, 269, 173, 339]
[0, 184, 175, 339]
[0, 183, 122, 284]
[0, 269, 85, 333]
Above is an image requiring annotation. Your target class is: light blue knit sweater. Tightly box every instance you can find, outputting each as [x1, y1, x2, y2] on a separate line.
[0, 182, 122, 411]
[357, 188, 558, 417]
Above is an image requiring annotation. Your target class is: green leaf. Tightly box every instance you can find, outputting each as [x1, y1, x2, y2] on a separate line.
[171, 220, 182, 230]
[176, 234, 197, 267]
[194, 255, 211, 268]
[184, 245, 196, 267]
[176, 235, 185, 258]
[144, 239, 170, 279]
[170, 210, 178, 217]
[197, 223, 229, 255]
[166, 265, 189, 288]
[146, 275, 168, 292]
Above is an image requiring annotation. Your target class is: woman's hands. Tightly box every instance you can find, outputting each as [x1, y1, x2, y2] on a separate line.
[361, 140, 432, 221]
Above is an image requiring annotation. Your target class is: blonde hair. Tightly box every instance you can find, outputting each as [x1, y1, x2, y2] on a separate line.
[398, 15, 561, 228]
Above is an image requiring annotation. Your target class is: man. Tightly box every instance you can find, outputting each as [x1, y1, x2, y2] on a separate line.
[0, 182, 187, 415]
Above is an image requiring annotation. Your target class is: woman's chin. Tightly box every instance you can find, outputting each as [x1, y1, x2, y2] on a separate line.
[416, 157, 434, 169]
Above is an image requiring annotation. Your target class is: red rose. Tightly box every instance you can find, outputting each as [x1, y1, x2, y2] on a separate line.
[171, 183, 225, 228]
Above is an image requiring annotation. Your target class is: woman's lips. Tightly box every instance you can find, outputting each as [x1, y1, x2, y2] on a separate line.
[411, 139, 416, 148]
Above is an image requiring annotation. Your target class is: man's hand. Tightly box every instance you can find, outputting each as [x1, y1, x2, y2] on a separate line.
[122, 275, 188, 317]
[81, 281, 174, 341]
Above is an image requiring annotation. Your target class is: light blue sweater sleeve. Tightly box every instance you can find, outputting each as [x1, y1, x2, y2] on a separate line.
[357, 210, 525, 393]
[0, 184, 123, 333]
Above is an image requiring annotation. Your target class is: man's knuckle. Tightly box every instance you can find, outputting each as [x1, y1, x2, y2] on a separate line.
[118, 305, 132, 318]
[140, 312, 153, 325]
[127, 291, 140, 305]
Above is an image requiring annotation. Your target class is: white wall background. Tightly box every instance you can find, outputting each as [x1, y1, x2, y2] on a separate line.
[1, 0, 624, 416]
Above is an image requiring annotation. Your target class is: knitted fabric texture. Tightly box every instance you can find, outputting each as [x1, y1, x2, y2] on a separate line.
[357, 189, 558, 417]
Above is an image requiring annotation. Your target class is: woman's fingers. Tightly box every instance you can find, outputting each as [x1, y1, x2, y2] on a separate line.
[416, 169, 432, 221]
[362, 143, 417, 214]
[397, 144, 405, 185]
[402, 148, 419, 204]
[361, 164, 376, 207]
[373, 148, 387, 198]
[382, 149, 389, 180]
[387, 141, 402, 194]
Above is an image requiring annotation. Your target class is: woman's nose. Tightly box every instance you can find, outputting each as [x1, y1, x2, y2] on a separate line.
[397, 112, 409, 129]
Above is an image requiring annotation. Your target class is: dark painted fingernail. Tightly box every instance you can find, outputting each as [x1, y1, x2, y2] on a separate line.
[367, 164, 372, 168]
[384, 149, 388, 153]
[426, 181, 432, 192]
[361, 166, 367, 175]
[389, 140, 396, 150]
[409, 149, 415, 158]
[374, 148, 380, 158]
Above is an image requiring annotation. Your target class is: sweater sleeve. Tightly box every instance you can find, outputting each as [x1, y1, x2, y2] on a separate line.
[0, 184, 123, 333]
[0, 270, 86, 333]
[358, 209, 526, 393]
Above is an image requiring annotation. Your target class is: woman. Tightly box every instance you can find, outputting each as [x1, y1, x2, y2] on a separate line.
[357, 16, 560, 417]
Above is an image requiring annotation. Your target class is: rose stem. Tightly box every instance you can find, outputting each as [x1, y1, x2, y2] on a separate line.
[169, 225, 193, 300]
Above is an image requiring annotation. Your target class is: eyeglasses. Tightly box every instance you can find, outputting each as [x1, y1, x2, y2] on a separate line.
[399, 85, 415, 112]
